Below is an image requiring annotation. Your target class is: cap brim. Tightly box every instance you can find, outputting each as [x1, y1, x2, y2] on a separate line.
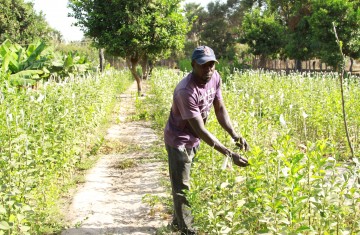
[194, 56, 218, 65]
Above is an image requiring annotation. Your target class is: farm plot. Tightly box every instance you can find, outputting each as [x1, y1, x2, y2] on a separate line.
[0, 70, 132, 234]
[142, 68, 360, 234]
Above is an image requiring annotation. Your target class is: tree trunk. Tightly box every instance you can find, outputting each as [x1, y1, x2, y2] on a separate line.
[349, 58, 354, 74]
[259, 55, 266, 69]
[126, 57, 142, 95]
[285, 59, 289, 75]
[140, 55, 149, 80]
[252, 56, 257, 69]
[295, 59, 302, 72]
[99, 48, 105, 72]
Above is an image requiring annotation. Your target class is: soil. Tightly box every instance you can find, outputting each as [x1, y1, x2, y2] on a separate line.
[61, 82, 170, 235]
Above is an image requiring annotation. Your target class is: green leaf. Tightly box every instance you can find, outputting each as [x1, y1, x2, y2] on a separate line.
[0, 206, 6, 214]
[9, 77, 36, 86]
[10, 70, 43, 79]
[19, 225, 30, 232]
[0, 221, 11, 230]
[295, 225, 311, 232]
[64, 54, 74, 68]
[24, 41, 47, 68]
[1, 53, 10, 74]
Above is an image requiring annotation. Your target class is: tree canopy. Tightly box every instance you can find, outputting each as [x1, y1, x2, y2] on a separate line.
[241, 9, 286, 62]
[182, 0, 359, 71]
[69, 0, 188, 93]
[310, 0, 360, 68]
[0, 0, 54, 45]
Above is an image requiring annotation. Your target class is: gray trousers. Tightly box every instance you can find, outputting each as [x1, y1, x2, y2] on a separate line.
[165, 144, 198, 233]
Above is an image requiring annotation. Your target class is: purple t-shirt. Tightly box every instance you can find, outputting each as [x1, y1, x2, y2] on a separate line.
[164, 71, 223, 148]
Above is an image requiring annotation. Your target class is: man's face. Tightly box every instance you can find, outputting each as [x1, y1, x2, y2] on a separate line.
[192, 60, 216, 84]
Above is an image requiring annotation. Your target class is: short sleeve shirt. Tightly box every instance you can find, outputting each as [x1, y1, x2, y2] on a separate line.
[164, 71, 223, 148]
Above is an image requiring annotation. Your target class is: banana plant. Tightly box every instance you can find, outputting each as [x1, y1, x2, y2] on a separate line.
[0, 39, 96, 86]
[0, 39, 49, 85]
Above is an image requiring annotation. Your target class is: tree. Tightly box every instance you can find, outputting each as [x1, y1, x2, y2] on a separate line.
[200, 1, 235, 59]
[184, 3, 206, 44]
[240, 9, 286, 68]
[0, 0, 53, 45]
[183, 3, 207, 56]
[266, 0, 314, 71]
[69, 0, 188, 94]
[309, 0, 360, 70]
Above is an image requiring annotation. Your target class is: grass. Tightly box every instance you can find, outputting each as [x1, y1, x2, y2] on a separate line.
[114, 159, 137, 170]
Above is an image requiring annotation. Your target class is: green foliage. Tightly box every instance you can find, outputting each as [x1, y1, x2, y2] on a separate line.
[55, 40, 99, 64]
[183, 3, 206, 56]
[69, 0, 188, 62]
[241, 9, 286, 58]
[139, 68, 360, 234]
[182, 0, 254, 60]
[178, 58, 192, 72]
[200, 1, 235, 59]
[237, 0, 359, 67]
[0, 0, 53, 44]
[0, 39, 97, 85]
[309, 0, 360, 68]
[0, 69, 133, 234]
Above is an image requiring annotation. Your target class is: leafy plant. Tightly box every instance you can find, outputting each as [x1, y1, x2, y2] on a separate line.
[0, 69, 133, 234]
[0, 39, 97, 86]
[140, 68, 360, 234]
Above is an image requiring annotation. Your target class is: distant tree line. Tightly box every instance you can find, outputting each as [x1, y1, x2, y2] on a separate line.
[183, 0, 360, 72]
[2, 0, 359, 77]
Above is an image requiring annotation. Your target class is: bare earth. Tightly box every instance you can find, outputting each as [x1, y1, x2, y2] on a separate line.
[62, 82, 168, 235]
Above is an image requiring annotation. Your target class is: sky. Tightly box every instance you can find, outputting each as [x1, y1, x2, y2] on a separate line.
[28, 0, 216, 43]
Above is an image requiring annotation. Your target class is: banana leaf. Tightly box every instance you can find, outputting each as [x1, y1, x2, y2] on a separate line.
[9, 69, 41, 86]
[1, 53, 10, 74]
[64, 53, 74, 69]
[22, 41, 47, 70]
[10, 70, 44, 80]
[9, 77, 37, 86]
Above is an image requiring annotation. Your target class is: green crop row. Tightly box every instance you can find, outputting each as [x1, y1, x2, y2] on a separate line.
[140, 68, 360, 234]
[0, 69, 133, 234]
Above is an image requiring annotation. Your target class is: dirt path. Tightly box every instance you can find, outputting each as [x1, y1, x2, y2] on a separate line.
[62, 82, 168, 235]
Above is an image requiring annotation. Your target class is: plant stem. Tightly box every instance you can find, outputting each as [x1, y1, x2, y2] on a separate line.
[332, 22, 355, 158]
[307, 153, 311, 227]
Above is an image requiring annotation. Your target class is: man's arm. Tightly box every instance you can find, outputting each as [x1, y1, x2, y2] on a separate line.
[187, 116, 248, 167]
[213, 99, 249, 151]
[213, 98, 237, 139]
[187, 115, 230, 156]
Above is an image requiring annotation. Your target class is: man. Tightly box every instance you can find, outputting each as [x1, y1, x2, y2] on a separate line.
[164, 45, 249, 234]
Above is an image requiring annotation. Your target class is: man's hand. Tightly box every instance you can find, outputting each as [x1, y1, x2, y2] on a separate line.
[233, 136, 249, 151]
[230, 152, 249, 167]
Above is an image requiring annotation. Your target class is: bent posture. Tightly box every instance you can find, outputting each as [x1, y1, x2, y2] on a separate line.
[164, 46, 249, 234]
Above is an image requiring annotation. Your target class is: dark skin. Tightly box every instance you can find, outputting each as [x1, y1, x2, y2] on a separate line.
[188, 60, 249, 167]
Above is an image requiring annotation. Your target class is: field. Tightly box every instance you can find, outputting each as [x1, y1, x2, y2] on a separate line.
[1, 66, 359, 234]
[0, 70, 133, 234]
[140, 68, 360, 234]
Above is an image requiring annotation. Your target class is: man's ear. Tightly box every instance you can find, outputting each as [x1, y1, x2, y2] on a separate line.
[191, 60, 195, 68]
